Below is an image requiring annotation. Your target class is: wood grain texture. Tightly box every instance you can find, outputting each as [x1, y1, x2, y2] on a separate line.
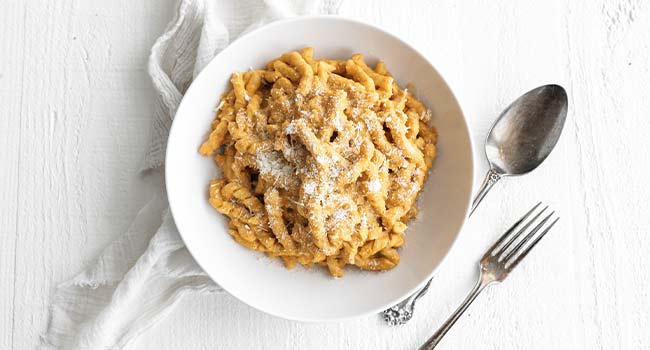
[0, 2, 26, 349]
[563, 1, 650, 348]
[0, 0, 648, 349]
[0, 0, 175, 349]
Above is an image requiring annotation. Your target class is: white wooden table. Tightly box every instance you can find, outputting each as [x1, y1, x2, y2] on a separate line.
[2, 1, 649, 349]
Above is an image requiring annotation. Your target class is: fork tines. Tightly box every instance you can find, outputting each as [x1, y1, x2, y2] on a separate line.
[487, 202, 559, 270]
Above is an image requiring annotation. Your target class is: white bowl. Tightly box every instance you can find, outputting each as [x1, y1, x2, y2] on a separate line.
[166, 16, 474, 322]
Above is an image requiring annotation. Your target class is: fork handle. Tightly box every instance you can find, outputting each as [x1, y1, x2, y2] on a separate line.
[419, 278, 490, 350]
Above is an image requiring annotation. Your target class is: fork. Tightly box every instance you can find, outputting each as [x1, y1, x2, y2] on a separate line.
[419, 203, 559, 350]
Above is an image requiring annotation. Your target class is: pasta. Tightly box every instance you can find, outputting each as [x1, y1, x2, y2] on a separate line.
[199, 48, 437, 277]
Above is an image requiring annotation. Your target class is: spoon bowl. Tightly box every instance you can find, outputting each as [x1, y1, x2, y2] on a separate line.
[486, 85, 568, 175]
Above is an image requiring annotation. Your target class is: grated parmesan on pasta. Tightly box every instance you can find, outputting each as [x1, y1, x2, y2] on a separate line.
[198, 48, 437, 277]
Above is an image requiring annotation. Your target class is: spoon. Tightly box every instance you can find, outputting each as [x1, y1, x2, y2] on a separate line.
[470, 84, 569, 214]
[382, 84, 568, 326]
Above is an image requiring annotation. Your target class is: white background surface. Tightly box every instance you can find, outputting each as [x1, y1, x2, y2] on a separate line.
[1, 0, 649, 349]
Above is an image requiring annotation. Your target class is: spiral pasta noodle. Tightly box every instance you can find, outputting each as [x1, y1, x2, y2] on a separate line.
[199, 48, 437, 277]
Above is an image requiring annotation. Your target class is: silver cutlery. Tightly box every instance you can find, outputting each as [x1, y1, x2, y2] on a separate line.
[418, 203, 559, 349]
[470, 84, 568, 214]
[382, 85, 568, 326]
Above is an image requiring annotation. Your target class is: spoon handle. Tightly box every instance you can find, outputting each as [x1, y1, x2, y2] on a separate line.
[469, 168, 501, 216]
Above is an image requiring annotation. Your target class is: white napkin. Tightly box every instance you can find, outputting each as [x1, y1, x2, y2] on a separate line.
[39, 0, 342, 349]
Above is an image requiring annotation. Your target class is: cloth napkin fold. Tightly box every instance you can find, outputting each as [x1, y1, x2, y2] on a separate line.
[39, 0, 342, 349]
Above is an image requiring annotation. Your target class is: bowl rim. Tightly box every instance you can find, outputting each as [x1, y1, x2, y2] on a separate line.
[165, 14, 475, 322]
